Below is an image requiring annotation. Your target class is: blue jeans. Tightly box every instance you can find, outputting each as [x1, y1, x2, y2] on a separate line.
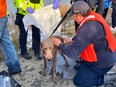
[0, 16, 21, 72]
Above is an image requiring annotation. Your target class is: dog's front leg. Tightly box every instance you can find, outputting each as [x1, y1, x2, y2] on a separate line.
[43, 57, 47, 76]
[53, 56, 57, 79]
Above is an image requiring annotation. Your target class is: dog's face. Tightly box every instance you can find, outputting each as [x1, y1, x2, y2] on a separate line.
[41, 38, 54, 59]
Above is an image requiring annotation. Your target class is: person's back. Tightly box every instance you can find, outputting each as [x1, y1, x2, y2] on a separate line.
[81, 20, 116, 68]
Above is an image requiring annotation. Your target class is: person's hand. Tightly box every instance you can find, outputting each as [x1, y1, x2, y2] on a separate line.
[53, 0, 59, 9]
[61, 36, 72, 44]
[26, 7, 35, 14]
[50, 37, 62, 46]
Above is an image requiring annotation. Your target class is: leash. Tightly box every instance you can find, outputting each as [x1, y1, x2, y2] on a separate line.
[50, 6, 72, 36]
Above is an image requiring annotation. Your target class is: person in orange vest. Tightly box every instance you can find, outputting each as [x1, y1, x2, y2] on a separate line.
[50, 1, 116, 87]
[0, 0, 21, 75]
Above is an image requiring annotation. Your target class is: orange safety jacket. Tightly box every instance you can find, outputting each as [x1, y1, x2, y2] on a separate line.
[0, 0, 7, 18]
[77, 11, 116, 62]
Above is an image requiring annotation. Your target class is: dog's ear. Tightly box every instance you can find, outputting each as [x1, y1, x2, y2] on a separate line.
[40, 42, 45, 55]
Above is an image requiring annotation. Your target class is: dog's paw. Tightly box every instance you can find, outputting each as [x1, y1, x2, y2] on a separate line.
[52, 72, 57, 80]
[42, 69, 47, 76]
[65, 63, 69, 67]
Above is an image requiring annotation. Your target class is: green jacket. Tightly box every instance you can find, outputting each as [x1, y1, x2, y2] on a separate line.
[14, 0, 43, 15]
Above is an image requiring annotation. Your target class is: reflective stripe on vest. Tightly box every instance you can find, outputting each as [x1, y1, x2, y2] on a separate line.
[77, 11, 116, 62]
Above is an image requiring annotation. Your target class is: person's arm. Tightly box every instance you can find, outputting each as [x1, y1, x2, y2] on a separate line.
[59, 22, 96, 59]
[61, 37, 72, 44]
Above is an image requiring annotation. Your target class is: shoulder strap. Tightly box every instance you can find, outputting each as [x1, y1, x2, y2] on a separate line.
[9, 75, 21, 87]
[0, 70, 21, 87]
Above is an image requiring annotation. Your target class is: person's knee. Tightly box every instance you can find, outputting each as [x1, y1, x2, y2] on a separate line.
[73, 76, 95, 87]
[73, 79, 86, 87]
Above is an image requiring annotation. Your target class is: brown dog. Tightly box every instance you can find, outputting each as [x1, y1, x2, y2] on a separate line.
[41, 36, 69, 79]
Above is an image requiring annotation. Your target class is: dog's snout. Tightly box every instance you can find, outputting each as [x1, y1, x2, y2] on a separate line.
[48, 59, 52, 61]
[46, 54, 52, 60]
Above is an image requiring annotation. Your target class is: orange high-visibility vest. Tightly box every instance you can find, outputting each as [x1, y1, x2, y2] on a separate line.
[0, 0, 7, 18]
[77, 11, 116, 62]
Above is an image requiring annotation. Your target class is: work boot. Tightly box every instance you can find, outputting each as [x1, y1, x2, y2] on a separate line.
[8, 69, 22, 76]
[74, 63, 81, 70]
[21, 53, 32, 59]
[74, 61, 81, 70]
[35, 54, 42, 60]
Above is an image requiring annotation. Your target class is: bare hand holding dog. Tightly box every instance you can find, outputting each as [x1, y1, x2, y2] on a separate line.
[50, 37, 62, 47]
[61, 36, 72, 44]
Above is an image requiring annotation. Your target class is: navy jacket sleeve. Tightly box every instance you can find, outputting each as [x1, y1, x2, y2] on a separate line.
[59, 21, 96, 59]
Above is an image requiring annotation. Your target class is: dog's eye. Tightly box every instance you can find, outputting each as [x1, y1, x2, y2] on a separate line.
[44, 48, 47, 50]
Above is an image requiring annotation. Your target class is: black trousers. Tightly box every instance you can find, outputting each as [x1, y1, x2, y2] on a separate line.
[15, 13, 41, 55]
[102, 8, 109, 18]
[112, 4, 116, 28]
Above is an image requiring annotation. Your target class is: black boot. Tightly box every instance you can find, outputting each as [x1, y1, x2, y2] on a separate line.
[8, 69, 22, 76]
[74, 60, 81, 70]
[35, 53, 42, 60]
[21, 53, 32, 59]
[74, 63, 81, 70]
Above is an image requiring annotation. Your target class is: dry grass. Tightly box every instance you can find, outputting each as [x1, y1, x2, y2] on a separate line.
[8, 12, 20, 52]
[113, 32, 116, 38]
[105, 7, 112, 26]
[0, 52, 4, 61]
